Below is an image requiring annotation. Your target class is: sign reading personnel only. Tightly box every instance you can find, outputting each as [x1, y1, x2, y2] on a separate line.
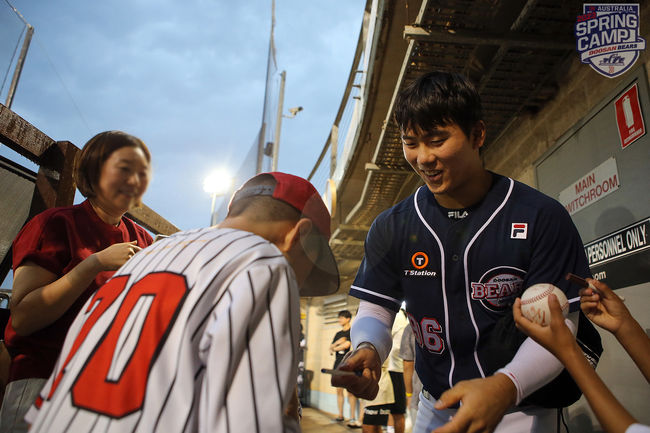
[584, 217, 650, 267]
[559, 157, 620, 216]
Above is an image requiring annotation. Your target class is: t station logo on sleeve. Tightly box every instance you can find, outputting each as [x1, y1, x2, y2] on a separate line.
[575, 4, 646, 78]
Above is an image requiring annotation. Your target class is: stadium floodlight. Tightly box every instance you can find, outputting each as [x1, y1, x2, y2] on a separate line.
[203, 169, 234, 225]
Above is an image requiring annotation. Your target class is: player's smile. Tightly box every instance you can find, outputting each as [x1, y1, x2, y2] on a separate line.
[401, 122, 487, 208]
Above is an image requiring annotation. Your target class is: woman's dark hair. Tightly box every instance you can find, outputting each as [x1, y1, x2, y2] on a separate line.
[393, 71, 483, 138]
[74, 130, 151, 198]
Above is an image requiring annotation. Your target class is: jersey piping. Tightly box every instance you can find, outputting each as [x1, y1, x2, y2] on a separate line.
[413, 187, 454, 389]
[413, 179, 515, 385]
[462, 178, 514, 378]
[350, 285, 402, 307]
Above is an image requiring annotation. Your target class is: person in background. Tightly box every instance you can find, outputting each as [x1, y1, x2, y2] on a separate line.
[399, 325, 422, 432]
[361, 310, 408, 433]
[0, 131, 154, 433]
[386, 309, 409, 433]
[330, 310, 358, 423]
[513, 278, 649, 433]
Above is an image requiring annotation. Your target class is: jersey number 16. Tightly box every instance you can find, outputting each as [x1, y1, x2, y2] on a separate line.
[407, 313, 445, 354]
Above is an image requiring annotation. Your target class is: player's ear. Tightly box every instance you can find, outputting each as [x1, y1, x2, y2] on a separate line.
[470, 121, 486, 150]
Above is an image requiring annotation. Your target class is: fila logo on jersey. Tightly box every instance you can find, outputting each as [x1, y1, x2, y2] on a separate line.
[470, 267, 525, 311]
[403, 252, 437, 277]
[511, 223, 528, 239]
[448, 210, 468, 219]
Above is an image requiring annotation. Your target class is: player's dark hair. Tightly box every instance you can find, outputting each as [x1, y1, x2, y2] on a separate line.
[393, 71, 483, 139]
[338, 310, 351, 319]
[74, 130, 151, 201]
[227, 174, 301, 223]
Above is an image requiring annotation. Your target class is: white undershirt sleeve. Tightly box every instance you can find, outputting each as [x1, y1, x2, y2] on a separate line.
[496, 310, 579, 405]
[351, 300, 396, 363]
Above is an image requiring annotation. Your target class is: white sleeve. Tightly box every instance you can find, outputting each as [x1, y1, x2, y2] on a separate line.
[496, 311, 579, 404]
[351, 300, 396, 363]
[626, 424, 650, 433]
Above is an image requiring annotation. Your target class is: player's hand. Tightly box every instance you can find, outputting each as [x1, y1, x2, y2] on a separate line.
[331, 342, 381, 400]
[580, 278, 632, 335]
[93, 241, 141, 271]
[513, 295, 579, 362]
[432, 374, 517, 433]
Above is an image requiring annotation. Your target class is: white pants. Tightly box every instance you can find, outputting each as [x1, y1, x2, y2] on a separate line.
[0, 378, 46, 433]
[414, 391, 557, 433]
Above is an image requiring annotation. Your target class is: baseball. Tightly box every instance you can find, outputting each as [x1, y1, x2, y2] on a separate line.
[520, 283, 569, 326]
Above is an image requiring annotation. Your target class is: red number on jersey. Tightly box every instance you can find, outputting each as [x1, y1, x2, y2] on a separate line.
[46, 275, 129, 402]
[69, 272, 188, 418]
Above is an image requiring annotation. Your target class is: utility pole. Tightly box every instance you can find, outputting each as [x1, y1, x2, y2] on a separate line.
[271, 70, 286, 172]
[5, 1, 33, 109]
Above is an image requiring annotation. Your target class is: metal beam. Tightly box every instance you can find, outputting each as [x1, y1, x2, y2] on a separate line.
[403, 25, 574, 51]
[338, 223, 371, 232]
[365, 162, 412, 175]
[6, 25, 33, 109]
[331, 239, 365, 247]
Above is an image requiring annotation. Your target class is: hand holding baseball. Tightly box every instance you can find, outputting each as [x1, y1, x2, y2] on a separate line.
[330, 342, 381, 400]
[513, 295, 580, 363]
[580, 278, 632, 335]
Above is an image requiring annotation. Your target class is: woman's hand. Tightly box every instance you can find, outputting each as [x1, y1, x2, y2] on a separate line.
[93, 241, 141, 271]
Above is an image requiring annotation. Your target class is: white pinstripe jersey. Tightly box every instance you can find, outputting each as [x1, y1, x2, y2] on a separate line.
[26, 227, 301, 433]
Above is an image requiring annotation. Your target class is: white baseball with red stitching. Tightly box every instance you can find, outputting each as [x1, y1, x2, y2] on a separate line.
[520, 283, 568, 326]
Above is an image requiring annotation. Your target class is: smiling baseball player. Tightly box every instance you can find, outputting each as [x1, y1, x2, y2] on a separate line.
[24, 172, 339, 433]
[332, 71, 593, 433]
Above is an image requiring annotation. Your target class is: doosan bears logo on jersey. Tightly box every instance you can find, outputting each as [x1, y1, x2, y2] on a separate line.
[403, 252, 437, 277]
[575, 4, 646, 78]
[470, 267, 525, 311]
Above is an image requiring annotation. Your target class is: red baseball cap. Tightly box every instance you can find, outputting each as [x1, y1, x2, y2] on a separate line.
[228, 172, 339, 296]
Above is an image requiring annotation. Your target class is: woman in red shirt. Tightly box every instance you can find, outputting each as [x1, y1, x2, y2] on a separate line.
[0, 131, 154, 432]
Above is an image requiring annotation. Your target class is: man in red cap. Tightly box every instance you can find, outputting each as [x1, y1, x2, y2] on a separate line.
[25, 172, 339, 433]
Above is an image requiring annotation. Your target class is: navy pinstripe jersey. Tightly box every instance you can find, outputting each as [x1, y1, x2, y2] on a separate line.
[26, 227, 301, 433]
[350, 174, 590, 400]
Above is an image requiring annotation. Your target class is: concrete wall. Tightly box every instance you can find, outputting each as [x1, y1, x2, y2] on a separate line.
[482, 4, 650, 189]
[482, 4, 650, 431]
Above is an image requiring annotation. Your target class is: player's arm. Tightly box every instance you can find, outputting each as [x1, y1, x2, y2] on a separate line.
[10, 242, 139, 336]
[331, 300, 395, 399]
[433, 310, 578, 433]
[494, 309, 579, 404]
[515, 295, 638, 433]
[582, 279, 650, 382]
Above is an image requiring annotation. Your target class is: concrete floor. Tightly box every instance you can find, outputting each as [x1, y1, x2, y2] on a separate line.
[301, 407, 362, 432]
